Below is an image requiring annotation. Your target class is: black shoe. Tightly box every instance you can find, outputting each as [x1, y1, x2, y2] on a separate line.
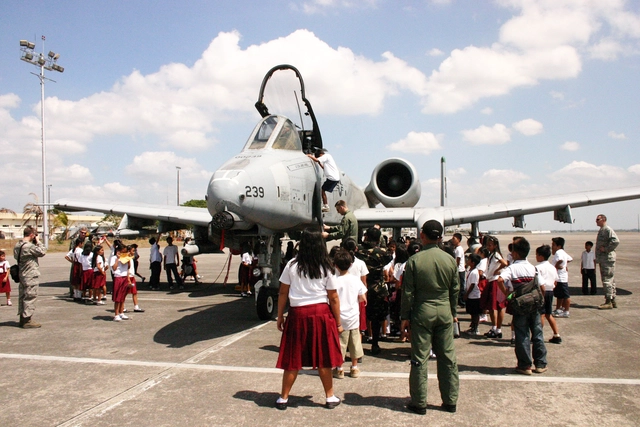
[549, 336, 562, 344]
[441, 403, 457, 413]
[485, 329, 502, 339]
[510, 337, 515, 346]
[406, 403, 426, 415]
[325, 397, 341, 409]
[134, 308, 145, 313]
[371, 345, 381, 355]
[275, 400, 287, 410]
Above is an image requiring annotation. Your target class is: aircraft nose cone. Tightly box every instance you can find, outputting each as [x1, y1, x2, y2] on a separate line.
[207, 171, 253, 215]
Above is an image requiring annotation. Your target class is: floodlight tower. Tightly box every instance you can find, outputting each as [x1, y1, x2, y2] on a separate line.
[19, 36, 64, 248]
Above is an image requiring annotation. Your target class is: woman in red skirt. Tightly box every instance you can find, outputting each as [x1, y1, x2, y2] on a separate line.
[275, 228, 343, 410]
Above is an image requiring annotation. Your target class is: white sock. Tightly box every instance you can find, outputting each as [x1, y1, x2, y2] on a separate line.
[276, 397, 288, 404]
[496, 328, 502, 333]
[326, 395, 340, 403]
[134, 305, 140, 310]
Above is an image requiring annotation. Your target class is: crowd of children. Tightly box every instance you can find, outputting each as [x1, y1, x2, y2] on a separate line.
[64, 236, 145, 320]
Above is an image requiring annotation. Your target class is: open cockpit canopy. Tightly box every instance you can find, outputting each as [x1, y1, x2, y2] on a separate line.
[255, 64, 322, 153]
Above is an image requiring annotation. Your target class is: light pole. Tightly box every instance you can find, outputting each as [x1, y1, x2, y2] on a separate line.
[176, 166, 181, 206]
[19, 36, 64, 249]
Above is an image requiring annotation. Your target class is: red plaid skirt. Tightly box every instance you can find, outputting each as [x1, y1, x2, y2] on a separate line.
[276, 303, 343, 371]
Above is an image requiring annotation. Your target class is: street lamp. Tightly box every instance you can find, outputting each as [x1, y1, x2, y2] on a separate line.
[176, 166, 181, 206]
[19, 36, 64, 249]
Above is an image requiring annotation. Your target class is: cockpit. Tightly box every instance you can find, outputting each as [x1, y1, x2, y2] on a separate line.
[244, 115, 302, 151]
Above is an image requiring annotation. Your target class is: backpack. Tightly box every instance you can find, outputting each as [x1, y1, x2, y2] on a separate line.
[507, 273, 544, 315]
[10, 243, 25, 282]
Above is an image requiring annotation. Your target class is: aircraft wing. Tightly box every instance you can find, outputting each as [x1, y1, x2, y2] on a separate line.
[354, 186, 640, 229]
[54, 199, 211, 228]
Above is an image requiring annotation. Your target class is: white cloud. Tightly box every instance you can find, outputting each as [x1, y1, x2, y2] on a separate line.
[461, 124, 511, 145]
[629, 164, 640, 175]
[125, 151, 210, 180]
[427, 48, 445, 56]
[589, 38, 624, 61]
[550, 91, 565, 100]
[387, 131, 442, 155]
[560, 141, 580, 151]
[550, 161, 628, 182]
[512, 118, 543, 136]
[608, 131, 626, 139]
[50, 164, 93, 182]
[480, 107, 493, 115]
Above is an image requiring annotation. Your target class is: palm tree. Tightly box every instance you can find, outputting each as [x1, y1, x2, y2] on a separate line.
[22, 193, 43, 229]
[52, 209, 70, 241]
[0, 208, 16, 215]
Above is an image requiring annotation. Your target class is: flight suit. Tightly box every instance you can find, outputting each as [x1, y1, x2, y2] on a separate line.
[401, 244, 459, 408]
[14, 240, 47, 319]
[596, 225, 619, 299]
[325, 209, 358, 244]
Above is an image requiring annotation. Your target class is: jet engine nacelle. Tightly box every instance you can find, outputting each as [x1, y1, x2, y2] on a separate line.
[364, 158, 421, 208]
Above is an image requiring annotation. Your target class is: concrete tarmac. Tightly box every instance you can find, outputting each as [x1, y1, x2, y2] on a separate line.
[1, 232, 639, 426]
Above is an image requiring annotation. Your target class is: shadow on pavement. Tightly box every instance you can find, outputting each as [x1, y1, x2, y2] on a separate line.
[153, 298, 259, 348]
[458, 363, 514, 376]
[234, 390, 317, 408]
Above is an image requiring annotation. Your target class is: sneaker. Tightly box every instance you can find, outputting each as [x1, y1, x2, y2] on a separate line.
[134, 307, 145, 313]
[97, 301, 105, 305]
[557, 311, 570, 318]
[101, 296, 107, 301]
[120, 314, 129, 320]
[246, 291, 252, 296]
[241, 292, 247, 297]
[196, 275, 202, 279]
[534, 366, 548, 374]
[515, 367, 532, 375]
[322, 204, 330, 212]
[349, 367, 360, 378]
[479, 314, 489, 323]
[552, 309, 563, 317]
[6, 300, 12, 306]
[549, 336, 562, 344]
[113, 315, 122, 322]
[332, 368, 344, 379]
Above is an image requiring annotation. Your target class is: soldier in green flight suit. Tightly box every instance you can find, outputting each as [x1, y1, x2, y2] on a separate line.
[322, 200, 358, 245]
[401, 219, 459, 415]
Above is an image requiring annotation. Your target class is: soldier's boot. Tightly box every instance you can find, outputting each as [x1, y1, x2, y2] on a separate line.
[19, 315, 25, 326]
[598, 297, 613, 310]
[611, 297, 617, 308]
[21, 316, 41, 329]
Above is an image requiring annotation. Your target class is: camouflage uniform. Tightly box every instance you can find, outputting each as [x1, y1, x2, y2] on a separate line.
[596, 225, 619, 300]
[14, 240, 47, 319]
[401, 243, 460, 409]
[356, 242, 392, 350]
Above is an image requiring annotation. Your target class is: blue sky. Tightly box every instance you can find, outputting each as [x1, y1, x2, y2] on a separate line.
[1, 0, 640, 231]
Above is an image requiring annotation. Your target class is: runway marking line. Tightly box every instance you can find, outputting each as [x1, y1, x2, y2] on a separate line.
[2, 351, 639, 386]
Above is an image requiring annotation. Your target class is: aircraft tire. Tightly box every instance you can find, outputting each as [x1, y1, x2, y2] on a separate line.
[257, 287, 277, 320]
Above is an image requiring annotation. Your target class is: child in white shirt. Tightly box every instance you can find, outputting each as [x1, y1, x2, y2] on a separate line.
[332, 249, 367, 379]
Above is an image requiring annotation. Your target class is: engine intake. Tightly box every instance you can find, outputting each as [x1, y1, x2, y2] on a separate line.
[364, 158, 421, 208]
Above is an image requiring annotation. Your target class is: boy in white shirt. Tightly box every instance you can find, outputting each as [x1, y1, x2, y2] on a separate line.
[332, 249, 367, 379]
[536, 245, 562, 344]
[581, 241, 597, 295]
[551, 237, 573, 318]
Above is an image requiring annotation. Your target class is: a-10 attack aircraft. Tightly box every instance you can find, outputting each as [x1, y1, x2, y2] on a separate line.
[56, 64, 640, 320]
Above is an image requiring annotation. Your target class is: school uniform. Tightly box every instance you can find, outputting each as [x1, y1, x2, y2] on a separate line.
[0, 260, 11, 293]
[276, 260, 343, 371]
